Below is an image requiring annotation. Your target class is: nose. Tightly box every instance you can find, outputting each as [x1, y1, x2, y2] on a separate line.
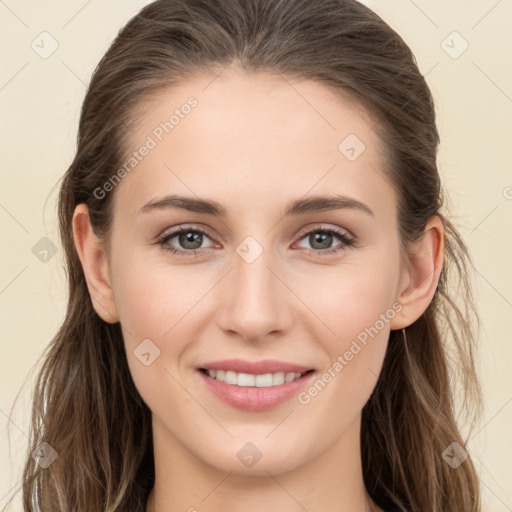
[216, 246, 295, 344]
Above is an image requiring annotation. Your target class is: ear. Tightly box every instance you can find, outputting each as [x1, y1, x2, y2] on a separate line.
[72, 204, 119, 323]
[390, 215, 444, 330]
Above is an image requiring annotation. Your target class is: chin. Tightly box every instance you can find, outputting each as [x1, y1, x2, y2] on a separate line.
[196, 439, 306, 477]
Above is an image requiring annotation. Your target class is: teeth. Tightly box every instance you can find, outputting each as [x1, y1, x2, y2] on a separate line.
[205, 369, 303, 387]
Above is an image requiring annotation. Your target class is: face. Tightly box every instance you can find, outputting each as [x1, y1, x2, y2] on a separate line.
[105, 67, 408, 476]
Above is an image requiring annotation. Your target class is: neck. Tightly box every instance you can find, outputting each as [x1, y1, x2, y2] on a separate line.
[146, 414, 381, 512]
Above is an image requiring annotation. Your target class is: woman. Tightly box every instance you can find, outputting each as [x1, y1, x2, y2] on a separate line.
[10, 0, 482, 510]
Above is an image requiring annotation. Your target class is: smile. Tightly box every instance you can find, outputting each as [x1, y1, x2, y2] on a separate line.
[200, 368, 311, 387]
[197, 364, 317, 412]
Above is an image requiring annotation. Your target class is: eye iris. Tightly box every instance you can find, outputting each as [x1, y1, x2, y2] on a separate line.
[168, 229, 343, 253]
[310, 232, 332, 250]
[179, 231, 202, 249]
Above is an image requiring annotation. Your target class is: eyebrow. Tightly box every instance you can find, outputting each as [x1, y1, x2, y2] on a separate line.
[138, 193, 374, 217]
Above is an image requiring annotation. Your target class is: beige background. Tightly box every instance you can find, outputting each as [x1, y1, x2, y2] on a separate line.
[1, 1, 511, 510]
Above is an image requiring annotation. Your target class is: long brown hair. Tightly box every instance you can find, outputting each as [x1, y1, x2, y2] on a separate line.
[4, 0, 482, 510]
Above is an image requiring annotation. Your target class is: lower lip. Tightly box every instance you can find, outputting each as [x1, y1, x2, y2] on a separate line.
[197, 370, 316, 412]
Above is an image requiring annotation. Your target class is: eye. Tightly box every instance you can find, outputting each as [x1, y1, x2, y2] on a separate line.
[156, 226, 217, 257]
[294, 226, 355, 257]
[155, 225, 355, 258]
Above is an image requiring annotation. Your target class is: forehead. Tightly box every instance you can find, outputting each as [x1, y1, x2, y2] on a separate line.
[113, 67, 393, 220]
[128, 66, 379, 150]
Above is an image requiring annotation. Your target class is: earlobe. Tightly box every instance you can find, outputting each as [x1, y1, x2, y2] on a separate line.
[72, 204, 119, 323]
[390, 216, 444, 330]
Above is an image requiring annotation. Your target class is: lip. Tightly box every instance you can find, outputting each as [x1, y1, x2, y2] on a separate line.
[196, 359, 316, 412]
[198, 358, 314, 374]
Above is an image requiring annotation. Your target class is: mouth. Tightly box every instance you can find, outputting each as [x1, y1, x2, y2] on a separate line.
[196, 360, 317, 412]
[198, 368, 315, 387]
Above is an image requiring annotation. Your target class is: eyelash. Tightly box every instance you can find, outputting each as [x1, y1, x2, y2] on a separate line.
[155, 225, 355, 258]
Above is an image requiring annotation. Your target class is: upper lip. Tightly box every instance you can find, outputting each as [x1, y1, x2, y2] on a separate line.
[198, 359, 314, 374]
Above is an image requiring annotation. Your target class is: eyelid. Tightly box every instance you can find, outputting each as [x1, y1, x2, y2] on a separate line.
[294, 223, 353, 241]
[156, 222, 356, 256]
[157, 223, 353, 243]
[158, 224, 217, 241]
[156, 224, 220, 248]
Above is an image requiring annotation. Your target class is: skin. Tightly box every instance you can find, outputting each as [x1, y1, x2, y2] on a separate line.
[73, 65, 444, 512]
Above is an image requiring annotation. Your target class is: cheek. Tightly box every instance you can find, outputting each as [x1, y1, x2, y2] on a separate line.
[111, 245, 204, 340]
[295, 250, 400, 411]
[112, 233, 401, 356]
[292, 247, 401, 347]
[111, 252, 201, 410]
[112, 230, 400, 398]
